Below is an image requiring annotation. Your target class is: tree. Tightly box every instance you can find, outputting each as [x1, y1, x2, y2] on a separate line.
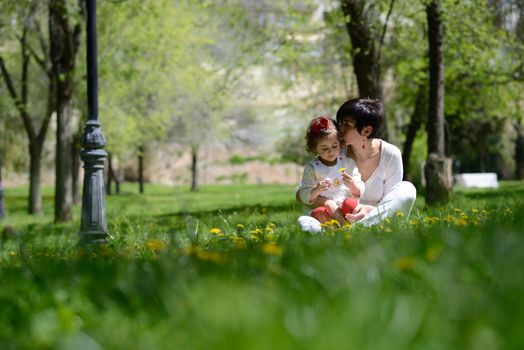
[340, 0, 395, 140]
[0, 1, 54, 214]
[95, 0, 198, 193]
[49, 0, 82, 222]
[424, 0, 452, 205]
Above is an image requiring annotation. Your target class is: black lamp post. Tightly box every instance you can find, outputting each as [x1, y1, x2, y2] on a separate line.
[79, 0, 109, 243]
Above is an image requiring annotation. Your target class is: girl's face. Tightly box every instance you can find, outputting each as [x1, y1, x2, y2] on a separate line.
[315, 132, 340, 162]
[340, 118, 360, 145]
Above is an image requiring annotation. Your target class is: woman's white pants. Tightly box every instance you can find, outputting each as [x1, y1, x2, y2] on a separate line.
[298, 181, 417, 233]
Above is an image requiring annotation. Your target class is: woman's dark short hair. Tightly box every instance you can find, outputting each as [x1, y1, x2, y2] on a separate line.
[335, 97, 384, 139]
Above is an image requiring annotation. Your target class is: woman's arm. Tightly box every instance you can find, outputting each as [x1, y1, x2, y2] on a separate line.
[381, 143, 403, 198]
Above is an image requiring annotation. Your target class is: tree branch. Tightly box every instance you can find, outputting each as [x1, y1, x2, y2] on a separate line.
[0, 56, 36, 140]
[377, 0, 396, 63]
[25, 42, 49, 76]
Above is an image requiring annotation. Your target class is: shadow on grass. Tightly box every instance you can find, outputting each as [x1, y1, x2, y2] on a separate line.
[455, 184, 524, 200]
[155, 202, 303, 219]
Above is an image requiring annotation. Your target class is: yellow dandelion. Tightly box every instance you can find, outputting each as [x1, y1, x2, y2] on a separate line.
[261, 242, 283, 256]
[209, 228, 221, 234]
[339, 167, 347, 173]
[320, 220, 338, 229]
[341, 223, 352, 229]
[444, 214, 454, 222]
[265, 227, 274, 233]
[268, 222, 276, 229]
[145, 239, 166, 251]
[236, 224, 245, 229]
[249, 228, 262, 235]
[395, 211, 405, 218]
[394, 256, 414, 271]
[453, 218, 468, 226]
[409, 219, 418, 225]
[423, 216, 439, 224]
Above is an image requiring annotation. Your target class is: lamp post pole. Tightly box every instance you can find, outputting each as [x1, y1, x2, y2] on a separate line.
[79, 0, 109, 243]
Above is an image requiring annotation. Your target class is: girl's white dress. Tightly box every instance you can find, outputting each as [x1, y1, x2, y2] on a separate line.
[297, 155, 365, 207]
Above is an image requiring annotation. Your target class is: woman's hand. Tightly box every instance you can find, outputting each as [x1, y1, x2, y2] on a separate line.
[345, 204, 374, 223]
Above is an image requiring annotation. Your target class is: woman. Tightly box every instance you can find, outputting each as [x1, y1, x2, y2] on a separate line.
[298, 97, 416, 232]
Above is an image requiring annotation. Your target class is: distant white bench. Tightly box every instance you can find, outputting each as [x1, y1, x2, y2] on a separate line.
[454, 173, 499, 188]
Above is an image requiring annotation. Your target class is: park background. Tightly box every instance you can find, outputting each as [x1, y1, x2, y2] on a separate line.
[1, 0, 524, 349]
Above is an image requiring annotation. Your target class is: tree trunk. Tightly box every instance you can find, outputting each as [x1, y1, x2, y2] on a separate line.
[50, 0, 81, 222]
[191, 145, 199, 192]
[0, 129, 4, 219]
[426, 1, 445, 156]
[424, 153, 453, 204]
[340, 0, 388, 140]
[115, 172, 121, 194]
[55, 94, 75, 222]
[424, 0, 452, 205]
[402, 84, 425, 180]
[107, 152, 113, 195]
[72, 129, 82, 205]
[138, 145, 144, 194]
[514, 121, 524, 179]
[29, 143, 43, 214]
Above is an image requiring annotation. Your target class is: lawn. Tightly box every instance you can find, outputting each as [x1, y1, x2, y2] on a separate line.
[1, 182, 524, 349]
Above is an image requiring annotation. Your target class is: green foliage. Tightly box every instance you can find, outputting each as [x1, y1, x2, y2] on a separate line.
[228, 154, 268, 165]
[1, 182, 524, 348]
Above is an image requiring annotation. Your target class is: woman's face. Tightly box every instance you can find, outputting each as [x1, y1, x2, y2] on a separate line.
[340, 117, 360, 145]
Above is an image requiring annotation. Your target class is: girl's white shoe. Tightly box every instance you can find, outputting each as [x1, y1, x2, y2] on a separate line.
[297, 215, 323, 233]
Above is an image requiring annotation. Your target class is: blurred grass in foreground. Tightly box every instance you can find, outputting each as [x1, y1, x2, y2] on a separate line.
[1, 182, 524, 349]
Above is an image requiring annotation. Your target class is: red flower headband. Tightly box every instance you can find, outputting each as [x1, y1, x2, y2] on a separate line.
[311, 116, 330, 133]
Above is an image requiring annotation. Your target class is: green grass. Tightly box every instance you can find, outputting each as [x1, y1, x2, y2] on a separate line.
[1, 182, 524, 349]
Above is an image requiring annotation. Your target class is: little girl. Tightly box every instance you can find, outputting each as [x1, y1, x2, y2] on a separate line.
[297, 116, 365, 225]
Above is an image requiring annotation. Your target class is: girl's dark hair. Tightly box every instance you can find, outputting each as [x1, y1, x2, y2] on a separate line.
[305, 116, 338, 154]
[335, 97, 383, 139]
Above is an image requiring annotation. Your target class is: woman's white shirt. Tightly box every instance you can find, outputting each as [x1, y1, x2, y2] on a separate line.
[344, 140, 403, 206]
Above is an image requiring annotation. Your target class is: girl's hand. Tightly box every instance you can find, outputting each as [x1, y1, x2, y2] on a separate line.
[345, 204, 373, 223]
[340, 171, 354, 186]
[314, 179, 332, 192]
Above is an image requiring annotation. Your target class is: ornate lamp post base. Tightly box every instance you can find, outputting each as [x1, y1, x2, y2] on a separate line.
[79, 121, 110, 244]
